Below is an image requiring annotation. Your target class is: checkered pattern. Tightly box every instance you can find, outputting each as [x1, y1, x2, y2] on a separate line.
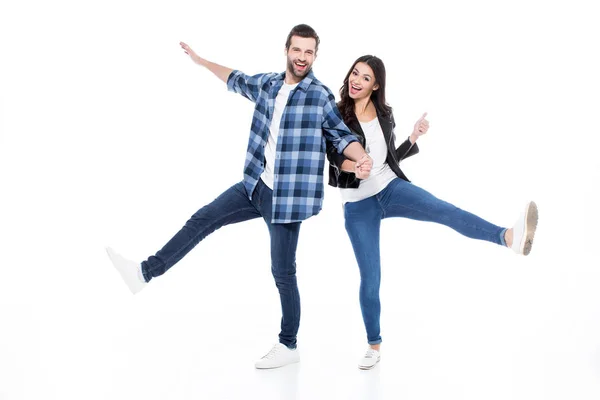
[228, 69, 357, 223]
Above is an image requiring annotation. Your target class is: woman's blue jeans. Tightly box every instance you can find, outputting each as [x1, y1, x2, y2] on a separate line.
[343, 178, 506, 345]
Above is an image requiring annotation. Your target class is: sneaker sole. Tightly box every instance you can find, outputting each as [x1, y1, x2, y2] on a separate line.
[255, 359, 299, 369]
[522, 201, 538, 256]
[358, 357, 380, 370]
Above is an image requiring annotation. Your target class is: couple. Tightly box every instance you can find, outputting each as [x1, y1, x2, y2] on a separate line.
[106, 24, 538, 370]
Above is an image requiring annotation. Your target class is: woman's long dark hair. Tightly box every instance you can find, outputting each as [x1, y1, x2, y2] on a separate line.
[338, 55, 392, 124]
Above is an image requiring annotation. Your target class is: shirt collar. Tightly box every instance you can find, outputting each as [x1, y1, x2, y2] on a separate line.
[271, 70, 315, 92]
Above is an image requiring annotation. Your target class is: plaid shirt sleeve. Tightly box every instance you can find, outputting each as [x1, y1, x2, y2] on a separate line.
[321, 94, 358, 154]
[227, 70, 274, 103]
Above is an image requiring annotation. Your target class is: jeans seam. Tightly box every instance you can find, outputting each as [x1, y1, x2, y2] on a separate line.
[344, 201, 383, 346]
[274, 223, 300, 348]
[386, 202, 500, 243]
[376, 179, 397, 218]
[155, 206, 259, 274]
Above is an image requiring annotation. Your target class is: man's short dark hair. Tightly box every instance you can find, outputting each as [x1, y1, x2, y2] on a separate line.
[285, 24, 320, 53]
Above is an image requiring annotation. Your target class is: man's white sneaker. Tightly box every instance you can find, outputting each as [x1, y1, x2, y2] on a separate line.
[358, 348, 380, 370]
[255, 343, 299, 369]
[510, 201, 539, 256]
[105, 247, 147, 294]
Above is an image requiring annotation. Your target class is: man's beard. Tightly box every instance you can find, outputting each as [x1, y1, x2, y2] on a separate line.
[287, 58, 310, 79]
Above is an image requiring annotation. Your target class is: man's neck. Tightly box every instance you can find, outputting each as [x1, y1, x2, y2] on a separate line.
[284, 70, 303, 85]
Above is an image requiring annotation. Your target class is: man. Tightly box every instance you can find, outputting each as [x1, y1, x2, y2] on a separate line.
[106, 24, 372, 369]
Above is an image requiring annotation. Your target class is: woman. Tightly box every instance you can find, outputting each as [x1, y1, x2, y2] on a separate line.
[327, 55, 538, 370]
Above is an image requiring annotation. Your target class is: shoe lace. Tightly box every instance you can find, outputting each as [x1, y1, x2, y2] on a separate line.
[262, 344, 281, 360]
[364, 349, 377, 359]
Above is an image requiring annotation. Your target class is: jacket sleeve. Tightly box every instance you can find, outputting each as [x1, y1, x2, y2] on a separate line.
[327, 136, 361, 186]
[392, 114, 420, 161]
[326, 135, 347, 170]
[395, 138, 419, 161]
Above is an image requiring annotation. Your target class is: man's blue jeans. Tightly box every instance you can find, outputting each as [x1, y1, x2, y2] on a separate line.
[343, 178, 507, 345]
[141, 179, 302, 349]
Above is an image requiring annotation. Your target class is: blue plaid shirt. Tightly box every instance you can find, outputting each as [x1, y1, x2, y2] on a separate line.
[227, 69, 358, 224]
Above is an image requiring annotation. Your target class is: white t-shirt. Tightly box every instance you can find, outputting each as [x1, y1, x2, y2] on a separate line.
[339, 117, 398, 204]
[261, 82, 298, 189]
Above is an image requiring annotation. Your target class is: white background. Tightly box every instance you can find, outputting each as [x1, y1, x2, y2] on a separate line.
[1, 0, 599, 399]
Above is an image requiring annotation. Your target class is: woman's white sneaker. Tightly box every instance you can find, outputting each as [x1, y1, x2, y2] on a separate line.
[255, 343, 299, 369]
[358, 348, 380, 370]
[510, 201, 539, 255]
[105, 247, 147, 294]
